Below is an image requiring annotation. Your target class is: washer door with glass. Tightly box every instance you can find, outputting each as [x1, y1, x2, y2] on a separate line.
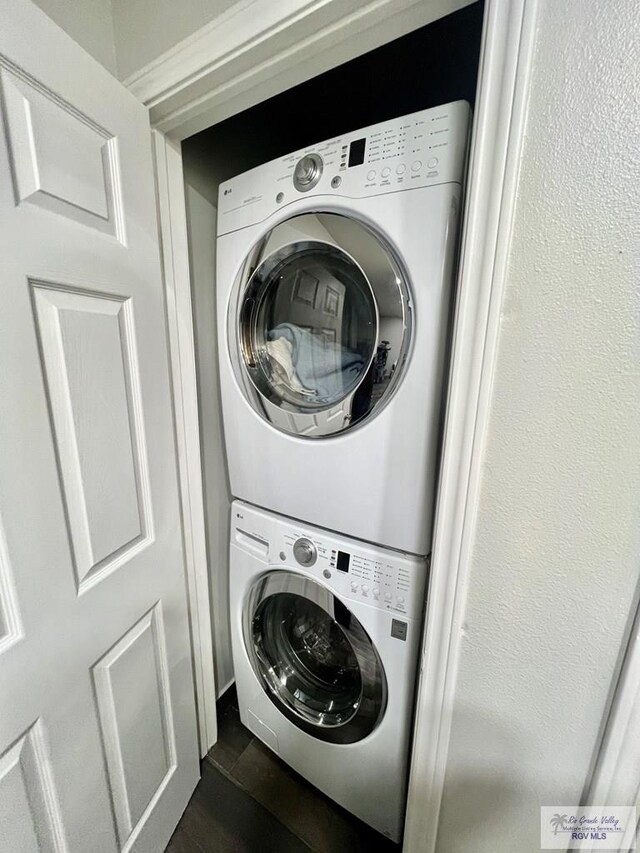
[244, 571, 387, 744]
[229, 212, 412, 437]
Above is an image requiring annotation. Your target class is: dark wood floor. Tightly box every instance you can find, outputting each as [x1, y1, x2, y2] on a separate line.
[165, 687, 401, 853]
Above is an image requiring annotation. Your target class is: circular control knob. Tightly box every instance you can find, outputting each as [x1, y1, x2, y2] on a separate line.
[350, 582, 358, 592]
[384, 592, 392, 601]
[373, 588, 380, 598]
[293, 537, 317, 567]
[361, 585, 369, 594]
[397, 596, 405, 604]
[293, 153, 323, 192]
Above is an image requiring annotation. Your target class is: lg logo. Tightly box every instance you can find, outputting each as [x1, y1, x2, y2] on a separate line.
[223, 187, 232, 196]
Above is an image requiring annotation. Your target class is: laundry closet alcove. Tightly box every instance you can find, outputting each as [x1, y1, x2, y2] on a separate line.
[142, 1, 537, 850]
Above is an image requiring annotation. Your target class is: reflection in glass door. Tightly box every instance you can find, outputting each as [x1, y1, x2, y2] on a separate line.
[230, 213, 412, 437]
[244, 571, 387, 744]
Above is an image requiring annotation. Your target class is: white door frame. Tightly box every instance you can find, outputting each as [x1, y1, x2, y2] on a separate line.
[126, 0, 477, 141]
[153, 132, 218, 756]
[586, 602, 640, 825]
[404, 0, 539, 848]
[135, 0, 540, 841]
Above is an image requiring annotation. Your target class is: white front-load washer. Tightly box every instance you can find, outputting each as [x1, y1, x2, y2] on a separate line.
[217, 101, 470, 555]
[229, 500, 427, 841]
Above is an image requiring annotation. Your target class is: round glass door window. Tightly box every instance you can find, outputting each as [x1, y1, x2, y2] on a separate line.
[244, 572, 387, 743]
[229, 213, 412, 437]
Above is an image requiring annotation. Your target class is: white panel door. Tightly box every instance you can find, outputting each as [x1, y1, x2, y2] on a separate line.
[0, 2, 200, 852]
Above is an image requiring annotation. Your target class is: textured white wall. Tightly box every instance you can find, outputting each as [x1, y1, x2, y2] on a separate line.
[435, 1, 640, 851]
[30, 0, 117, 73]
[111, 0, 238, 79]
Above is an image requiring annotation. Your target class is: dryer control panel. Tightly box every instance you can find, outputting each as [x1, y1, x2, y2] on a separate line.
[232, 500, 428, 621]
[218, 100, 470, 236]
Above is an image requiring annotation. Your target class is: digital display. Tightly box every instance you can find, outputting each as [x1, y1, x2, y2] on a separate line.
[348, 138, 366, 167]
[336, 551, 351, 573]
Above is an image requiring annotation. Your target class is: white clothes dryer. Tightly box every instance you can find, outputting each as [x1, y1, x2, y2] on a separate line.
[229, 500, 427, 841]
[217, 101, 470, 555]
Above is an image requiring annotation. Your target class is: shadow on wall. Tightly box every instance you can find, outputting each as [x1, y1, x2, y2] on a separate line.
[183, 169, 234, 696]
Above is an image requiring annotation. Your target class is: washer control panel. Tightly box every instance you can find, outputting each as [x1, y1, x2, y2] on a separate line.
[218, 100, 470, 236]
[282, 529, 424, 618]
[232, 501, 427, 620]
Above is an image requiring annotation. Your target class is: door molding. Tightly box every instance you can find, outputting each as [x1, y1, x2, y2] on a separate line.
[125, 0, 475, 140]
[586, 602, 640, 815]
[403, 0, 539, 850]
[153, 130, 217, 755]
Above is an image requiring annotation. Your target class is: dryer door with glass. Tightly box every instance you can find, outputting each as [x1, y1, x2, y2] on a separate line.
[228, 212, 412, 437]
[244, 571, 387, 743]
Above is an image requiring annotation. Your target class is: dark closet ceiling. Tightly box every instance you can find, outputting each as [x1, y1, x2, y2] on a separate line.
[183, 1, 484, 187]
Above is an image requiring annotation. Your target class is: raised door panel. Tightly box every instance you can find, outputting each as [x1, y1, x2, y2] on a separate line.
[31, 282, 152, 593]
[0, 517, 21, 654]
[93, 604, 177, 852]
[0, 721, 68, 853]
[0, 65, 123, 239]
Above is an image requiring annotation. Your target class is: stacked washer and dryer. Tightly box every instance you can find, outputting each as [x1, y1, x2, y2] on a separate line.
[216, 100, 470, 841]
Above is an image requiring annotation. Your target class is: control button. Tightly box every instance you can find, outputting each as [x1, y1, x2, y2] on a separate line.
[381, 167, 391, 178]
[293, 153, 323, 192]
[331, 176, 342, 188]
[397, 596, 405, 604]
[323, 569, 332, 579]
[373, 588, 380, 598]
[279, 551, 286, 561]
[361, 585, 369, 595]
[350, 582, 359, 592]
[366, 169, 376, 180]
[293, 537, 317, 567]
[396, 163, 406, 175]
[384, 592, 392, 601]
[276, 192, 284, 203]
[427, 157, 439, 168]
[411, 160, 422, 172]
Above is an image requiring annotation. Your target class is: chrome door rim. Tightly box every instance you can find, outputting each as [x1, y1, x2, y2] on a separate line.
[243, 571, 387, 744]
[228, 211, 412, 438]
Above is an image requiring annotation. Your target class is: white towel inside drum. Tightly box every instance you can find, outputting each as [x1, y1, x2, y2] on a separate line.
[265, 336, 311, 395]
